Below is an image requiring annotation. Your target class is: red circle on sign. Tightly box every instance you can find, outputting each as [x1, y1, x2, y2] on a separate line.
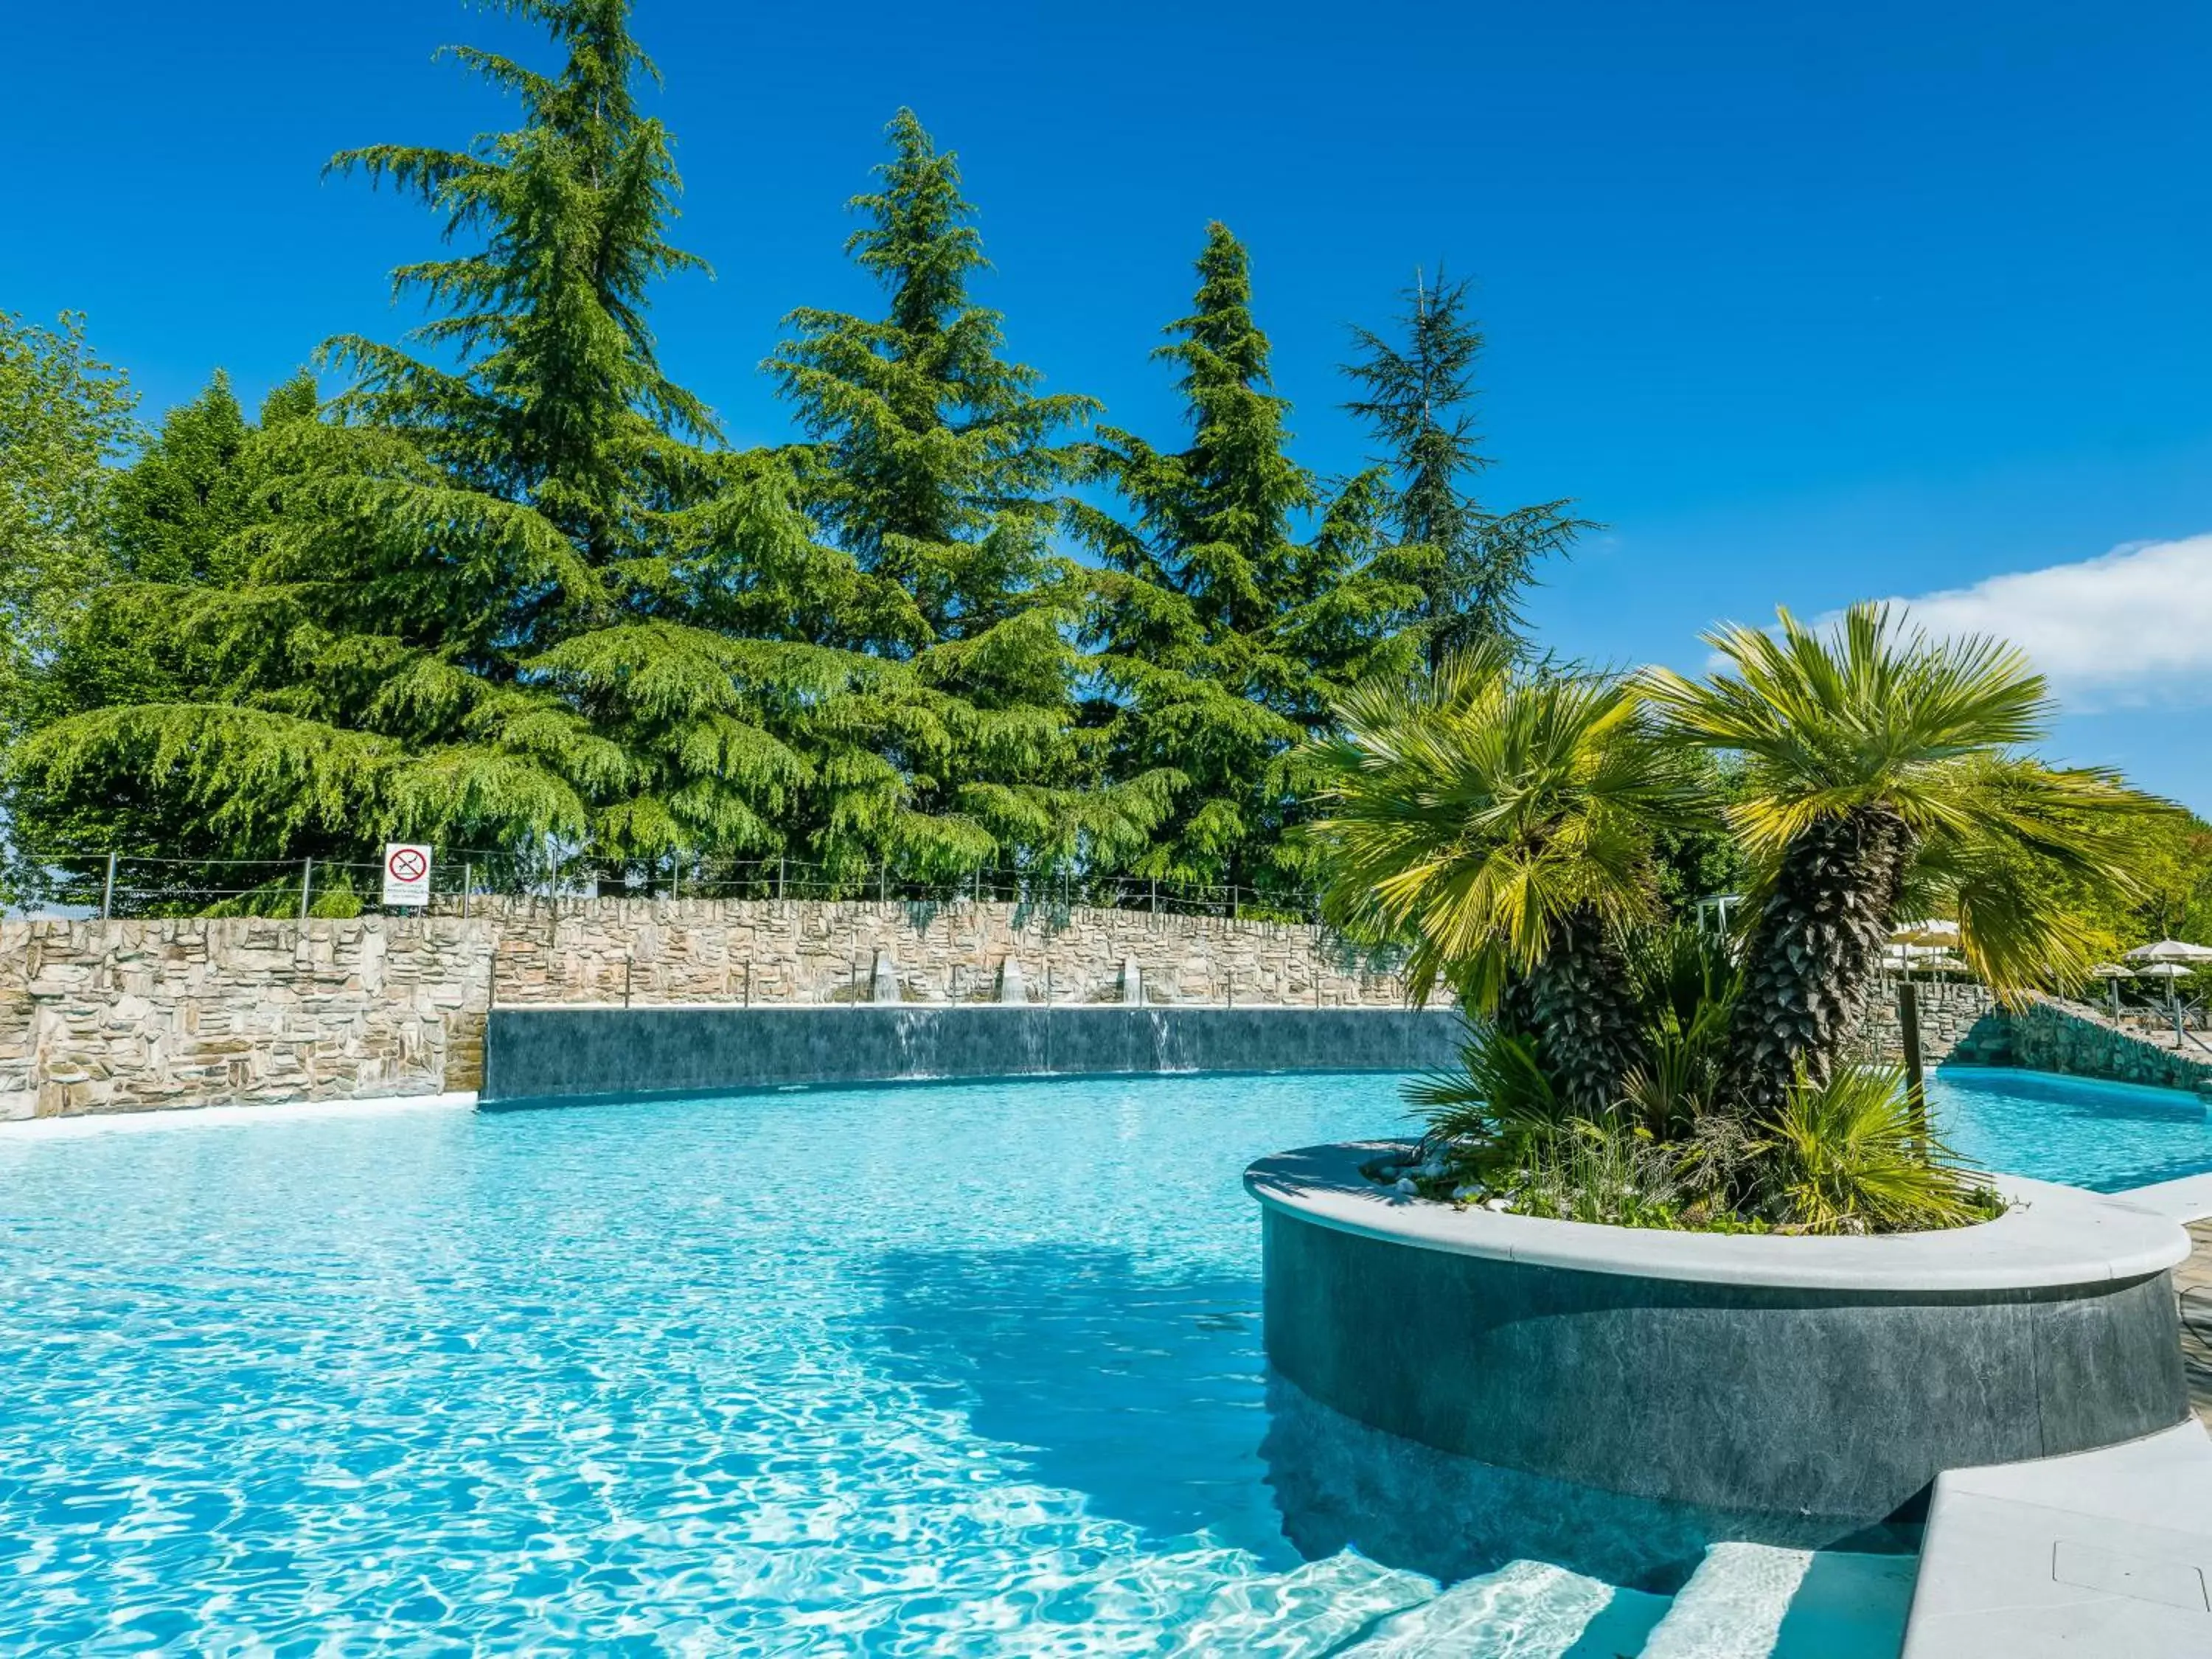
[388, 848, 428, 882]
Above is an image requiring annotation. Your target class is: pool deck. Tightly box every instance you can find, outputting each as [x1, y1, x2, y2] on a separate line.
[2181, 1222, 2212, 1427]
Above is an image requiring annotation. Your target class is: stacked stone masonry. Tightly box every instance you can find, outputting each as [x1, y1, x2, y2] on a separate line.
[0, 900, 1418, 1120]
[1856, 976, 2212, 1091]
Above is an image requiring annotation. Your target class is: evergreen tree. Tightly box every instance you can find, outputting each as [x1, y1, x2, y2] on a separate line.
[0, 310, 139, 748]
[771, 110, 1164, 881]
[10, 0, 797, 900]
[107, 372, 255, 585]
[1072, 223, 1405, 905]
[1343, 268, 1585, 667]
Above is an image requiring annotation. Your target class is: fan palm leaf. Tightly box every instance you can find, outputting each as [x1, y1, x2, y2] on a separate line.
[1312, 643, 1702, 1110]
[1643, 603, 2166, 1110]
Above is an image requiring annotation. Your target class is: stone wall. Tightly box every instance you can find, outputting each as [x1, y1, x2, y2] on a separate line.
[476, 896, 1414, 1011]
[1854, 978, 2212, 1092]
[1, 900, 1416, 1120]
[1854, 977, 2006, 1068]
[0, 916, 490, 1121]
[2005, 998, 2212, 1093]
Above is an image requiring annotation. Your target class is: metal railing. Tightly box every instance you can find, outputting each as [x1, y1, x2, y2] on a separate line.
[7, 849, 1329, 926]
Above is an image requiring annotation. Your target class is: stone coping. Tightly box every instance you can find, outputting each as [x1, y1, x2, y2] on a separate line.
[0, 1091, 479, 1140]
[1245, 1141, 2188, 1293]
[2112, 1170, 2212, 1225]
[487, 1000, 1437, 1012]
[1903, 1419, 2212, 1658]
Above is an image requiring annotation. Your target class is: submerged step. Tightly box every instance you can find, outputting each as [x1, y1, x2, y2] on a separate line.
[1167, 1552, 1436, 1657]
[1639, 1543, 1812, 1659]
[1338, 1557, 1668, 1657]
[1767, 1552, 1918, 1659]
[1638, 1544, 1919, 1659]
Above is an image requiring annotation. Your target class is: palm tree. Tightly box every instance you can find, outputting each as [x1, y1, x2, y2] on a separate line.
[1642, 604, 2163, 1113]
[1312, 643, 1700, 1112]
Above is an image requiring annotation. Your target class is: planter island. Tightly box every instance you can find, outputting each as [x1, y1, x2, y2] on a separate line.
[1247, 1141, 2192, 1530]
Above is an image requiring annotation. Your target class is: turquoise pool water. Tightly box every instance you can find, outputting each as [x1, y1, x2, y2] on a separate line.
[1931, 1065, 2212, 1191]
[0, 1074, 1911, 1655]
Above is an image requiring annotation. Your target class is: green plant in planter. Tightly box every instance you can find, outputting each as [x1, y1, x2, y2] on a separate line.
[1754, 1063, 1999, 1234]
[1641, 602, 2163, 1113]
[1312, 644, 1703, 1113]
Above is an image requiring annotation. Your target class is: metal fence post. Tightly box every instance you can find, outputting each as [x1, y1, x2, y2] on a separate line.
[463, 863, 473, 919]
[299, 858, 313, 922]
[100, 852, 116, 920]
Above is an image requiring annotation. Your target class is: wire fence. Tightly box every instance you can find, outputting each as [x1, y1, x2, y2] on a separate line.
[8, 849, 1331, 926]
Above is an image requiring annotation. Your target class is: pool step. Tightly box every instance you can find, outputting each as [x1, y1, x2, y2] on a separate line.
[1636, 1544, 1919, 1659]
[1167, 1553, 1436, 1656]
[1639, 1543, 1811, 1658]
[1337, 1557, 1669, 1657]
[1761, 1551, 1919, 1659]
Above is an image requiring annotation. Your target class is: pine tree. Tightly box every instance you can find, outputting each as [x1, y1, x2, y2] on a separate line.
[1072, 223, 1405, 906]
[1343, 267, 1585, 667]
[10, 0, 804, 901]
[106, 372, 254, 585]
[770, 110, 1164, 882]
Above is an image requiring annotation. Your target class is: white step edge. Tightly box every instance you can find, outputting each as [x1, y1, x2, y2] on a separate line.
[1166, 1551, 1436, 1657]
[1338, 1557, 1634, 1656]
[1639, 1542, 1812, 1659]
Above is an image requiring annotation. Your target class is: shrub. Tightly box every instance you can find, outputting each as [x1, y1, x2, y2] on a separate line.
[1754, 1064, 2000, 1234]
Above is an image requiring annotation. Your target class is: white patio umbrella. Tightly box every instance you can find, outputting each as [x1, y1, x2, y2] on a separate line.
[2133, 961, 2197, 1019]
[1891, 919, 1962, 948]
[2126, 939, 2212, 964]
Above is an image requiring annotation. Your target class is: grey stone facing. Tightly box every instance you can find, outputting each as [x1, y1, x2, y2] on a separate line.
[1259, 1190, 2189, 1526]
[481, 1005, 1465, 1105]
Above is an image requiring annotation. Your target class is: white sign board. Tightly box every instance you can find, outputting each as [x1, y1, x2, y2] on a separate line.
[382, 843, 433, 907]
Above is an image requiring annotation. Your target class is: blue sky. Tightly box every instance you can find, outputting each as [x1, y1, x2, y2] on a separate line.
[9, 0, 2211, 804]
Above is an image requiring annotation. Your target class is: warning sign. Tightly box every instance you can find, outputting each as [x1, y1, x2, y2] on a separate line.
[383, 843, 433, 907]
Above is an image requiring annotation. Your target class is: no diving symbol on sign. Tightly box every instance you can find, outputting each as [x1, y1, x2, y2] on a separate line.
[383, 843, 433, 906]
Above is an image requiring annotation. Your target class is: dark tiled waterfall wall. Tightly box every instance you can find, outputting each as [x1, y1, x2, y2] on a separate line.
[482, 1006, 1466, 1105]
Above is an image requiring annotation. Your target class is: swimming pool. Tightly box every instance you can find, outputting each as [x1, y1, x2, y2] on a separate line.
[1931, 1065, 2212, 1192]
[0, 1074, 1912, 1654]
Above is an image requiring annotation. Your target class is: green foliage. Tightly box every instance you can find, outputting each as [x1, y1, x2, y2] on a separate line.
[8, 1, 734, 886]
[1324, 639, 2037, 1234]
[108, 372, 256, 585]
[0, 310, 139, 753]
[1074, 223, 1411, 900]
[1310, 644, 1700, 1006]
[1755, 1064, 1997, 1235]
[768, 111, 1129, 876]
[1342, 268, 1586, 665]
[1643, 603, 2168, 1108]
[1406, 1023, 1561, 1141]
[1617, 923, 1741, 1138]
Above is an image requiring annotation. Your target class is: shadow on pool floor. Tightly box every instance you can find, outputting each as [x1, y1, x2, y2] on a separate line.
[856, 1243, 1916, 1597]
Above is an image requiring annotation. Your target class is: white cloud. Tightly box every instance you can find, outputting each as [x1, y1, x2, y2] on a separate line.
[1865, 535, 2212, 713]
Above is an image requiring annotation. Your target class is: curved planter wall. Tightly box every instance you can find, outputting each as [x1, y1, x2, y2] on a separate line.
[1249, 1142, 2191, 1528]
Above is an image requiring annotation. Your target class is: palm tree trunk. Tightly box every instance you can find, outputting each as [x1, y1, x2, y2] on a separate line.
[1509, 901, 1648, 1114]
[1728, 805, 1914, 1114]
